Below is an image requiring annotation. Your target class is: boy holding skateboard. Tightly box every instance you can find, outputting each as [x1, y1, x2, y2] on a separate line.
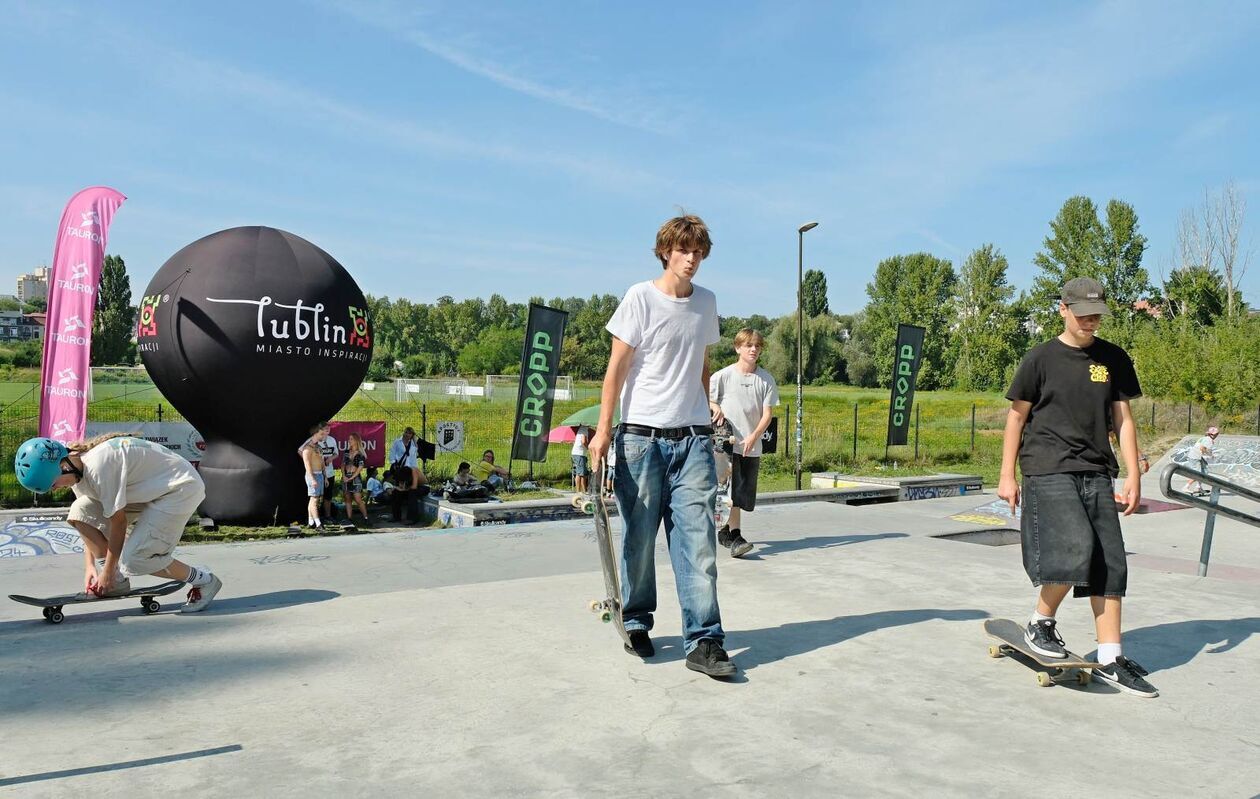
[588, 213, 734, 678]
[709, 327, 779, 558]
[998, 277, 1157, 697]
[14, 433, 222, 612]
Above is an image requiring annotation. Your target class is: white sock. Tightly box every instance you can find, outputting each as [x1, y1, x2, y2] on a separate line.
[1031, 610, 1055, 624]
[1097, 642, 1122, 665]
[187, 566, 213, 587]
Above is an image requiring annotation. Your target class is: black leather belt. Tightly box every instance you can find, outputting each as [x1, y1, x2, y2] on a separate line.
[618, 423, 713, 440]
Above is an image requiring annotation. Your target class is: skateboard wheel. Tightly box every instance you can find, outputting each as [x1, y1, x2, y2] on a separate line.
[48, 611, 65, 624]
[42, 607, 52, 620]
[142, 600, 160, 614]
[588, 600, 602, 613]
[987, 645, 1002, 659]
[1077, 671, 1091, 686]
[599, 611, 612, 624]
[1036, 672, 1052, 687]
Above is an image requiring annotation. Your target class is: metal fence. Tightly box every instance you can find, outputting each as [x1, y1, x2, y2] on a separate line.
[1, 380, 1256, 509]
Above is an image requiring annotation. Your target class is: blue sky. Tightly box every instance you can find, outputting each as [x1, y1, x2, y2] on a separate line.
[1, 0, 1257, 317]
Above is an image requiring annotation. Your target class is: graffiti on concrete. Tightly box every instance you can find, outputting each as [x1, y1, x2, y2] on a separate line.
[248, 554, 330, 565]
[1169, 436, 1260, 493]
[0, 514, 83, 558]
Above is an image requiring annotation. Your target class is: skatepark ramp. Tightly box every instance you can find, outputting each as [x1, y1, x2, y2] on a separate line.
[1160, 463, 1260, 576]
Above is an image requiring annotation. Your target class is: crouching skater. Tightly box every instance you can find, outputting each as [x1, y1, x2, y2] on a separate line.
[15, 433, 223, 613]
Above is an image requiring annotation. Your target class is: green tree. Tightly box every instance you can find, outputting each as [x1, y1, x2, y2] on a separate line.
[27, 296, 47, 312]
[1029, 196, 1153, 345]
[861, 253, 957, 390]
[801, 269, 829, 317]
[762, 314, 846, 386]
[92, 254, 134, 366]
[952, 245, 1024, 391]
[842, 312, 880, 387]
[1163, 266, 1226, 327]
[456, 327, 523, 375]
[1029, 196, 1106, 337]
[0, 297, 21, 312]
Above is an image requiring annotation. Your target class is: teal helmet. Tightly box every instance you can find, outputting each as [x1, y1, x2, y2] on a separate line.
[15, 437, 70, 493]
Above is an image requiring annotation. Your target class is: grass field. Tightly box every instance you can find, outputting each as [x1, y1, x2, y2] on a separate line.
[1, 372, 1256, 509]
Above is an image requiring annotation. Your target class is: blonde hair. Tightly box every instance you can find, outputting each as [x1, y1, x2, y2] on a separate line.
[67, 431, 141, 454]
[347, 432, 363, 452]
[733, 328, 765, 349]
[654, 214, 713, 268]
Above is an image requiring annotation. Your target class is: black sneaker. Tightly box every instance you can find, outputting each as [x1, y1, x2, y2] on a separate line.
[685, 638, 736, 677]
[624, 629, 654, 658]
[728, 530, 753, 558]
[716, 524, 732, 547]
[1093, 656, 1159, 698]
[1024, 619, 1068, 659]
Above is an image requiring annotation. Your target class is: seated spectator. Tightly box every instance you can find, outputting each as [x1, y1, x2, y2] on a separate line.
[365, 466, 388, 503]
[453, 461, 477, 487]
[473, 449, 509, 490]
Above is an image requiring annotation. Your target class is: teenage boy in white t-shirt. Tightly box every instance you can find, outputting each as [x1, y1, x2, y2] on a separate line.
[588, 214, 734, 678]
[709, 327, 780, 558]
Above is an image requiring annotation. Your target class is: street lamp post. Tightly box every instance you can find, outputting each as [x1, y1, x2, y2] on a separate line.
[796, 221, 818, 491]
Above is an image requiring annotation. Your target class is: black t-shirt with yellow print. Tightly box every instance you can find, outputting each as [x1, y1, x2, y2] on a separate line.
[1005, 336, 1142, 478]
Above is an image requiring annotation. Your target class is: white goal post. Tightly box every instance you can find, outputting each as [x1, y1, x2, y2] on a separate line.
[485, 374, 573, 401]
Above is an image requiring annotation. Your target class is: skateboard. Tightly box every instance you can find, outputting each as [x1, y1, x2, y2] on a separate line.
[9, 581, 186, 624]
[571, 491, 633, 648]
[712, 422, 737, 530]
[286, 522, 358, 537]
[983, 618, 1099, 687]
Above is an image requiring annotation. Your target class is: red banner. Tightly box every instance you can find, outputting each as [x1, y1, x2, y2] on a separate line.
[329, 421, 386, 468]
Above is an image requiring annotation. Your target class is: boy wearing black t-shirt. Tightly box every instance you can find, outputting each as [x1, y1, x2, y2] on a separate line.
[998, 277, 1158, 698]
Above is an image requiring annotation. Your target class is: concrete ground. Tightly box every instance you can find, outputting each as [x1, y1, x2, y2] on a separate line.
[2, 483, 1258, 797]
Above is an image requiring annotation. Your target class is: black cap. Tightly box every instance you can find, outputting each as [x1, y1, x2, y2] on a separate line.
[1061, 277, 1109, 316]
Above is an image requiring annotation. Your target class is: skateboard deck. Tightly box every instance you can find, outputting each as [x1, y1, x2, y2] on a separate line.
[286, 523, 358, 537]
[10, 580, 186, 625]
[572, 492, 632, 648]
[984, 618, 1099, 687]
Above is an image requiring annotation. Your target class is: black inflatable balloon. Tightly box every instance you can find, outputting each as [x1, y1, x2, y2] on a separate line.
[137, 227, 372, 523]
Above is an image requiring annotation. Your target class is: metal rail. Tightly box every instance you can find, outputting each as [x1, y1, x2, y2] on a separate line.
[1160, 463, 1260, 576]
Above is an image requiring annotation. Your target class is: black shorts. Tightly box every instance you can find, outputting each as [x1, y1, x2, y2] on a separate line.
[324, 474, 338, 496]
[1021, 472, 1127, 598]
[730, 454, 760, 511]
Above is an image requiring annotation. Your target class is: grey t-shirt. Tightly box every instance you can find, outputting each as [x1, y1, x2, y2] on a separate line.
[709, 365, 780, 457]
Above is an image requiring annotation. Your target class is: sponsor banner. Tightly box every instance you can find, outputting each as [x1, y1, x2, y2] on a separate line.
[40, 187, 127, 442]
[328, 421, 386, 468]
[436, 421, 465, 453]
[511, 304, 568, 462]
[85, 422, 205, 463]
[886, 323, 926, 447]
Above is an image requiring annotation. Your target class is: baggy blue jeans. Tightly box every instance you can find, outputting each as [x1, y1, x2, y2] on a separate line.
[613, 431, 724, 653]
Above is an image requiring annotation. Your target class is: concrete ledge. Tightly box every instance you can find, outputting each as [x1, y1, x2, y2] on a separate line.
[812, 471, 983, 501]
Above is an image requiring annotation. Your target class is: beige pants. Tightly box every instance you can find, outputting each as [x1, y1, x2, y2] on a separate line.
[68, 482, 205, 577]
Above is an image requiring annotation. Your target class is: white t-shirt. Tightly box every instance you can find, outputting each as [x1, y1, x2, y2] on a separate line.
[571, 428, 589, 457]
[606, 280, 720, 428]
[710, 365, 780, 457]
[74, 437, 202, 517]
[366, 476, 384, 498]
[1195, 435, 1215, 462]
[319, 435, 338, 477]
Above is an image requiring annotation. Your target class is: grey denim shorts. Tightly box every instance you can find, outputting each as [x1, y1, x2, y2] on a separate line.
[1021, 472, 1127, 598]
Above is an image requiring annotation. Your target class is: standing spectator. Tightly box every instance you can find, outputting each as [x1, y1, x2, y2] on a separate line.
[572, 425, 592, 493]
[1186, 426, 1219, 496]
[341, 432, 369, 523]
[316, 423, 338, 521]
[299, 424, 326, 528]
[388, 427, 426, 523]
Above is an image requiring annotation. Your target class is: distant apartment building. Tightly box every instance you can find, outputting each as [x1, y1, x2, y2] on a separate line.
[0, 310, 43, 342]
[16, 266, 50, 304]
